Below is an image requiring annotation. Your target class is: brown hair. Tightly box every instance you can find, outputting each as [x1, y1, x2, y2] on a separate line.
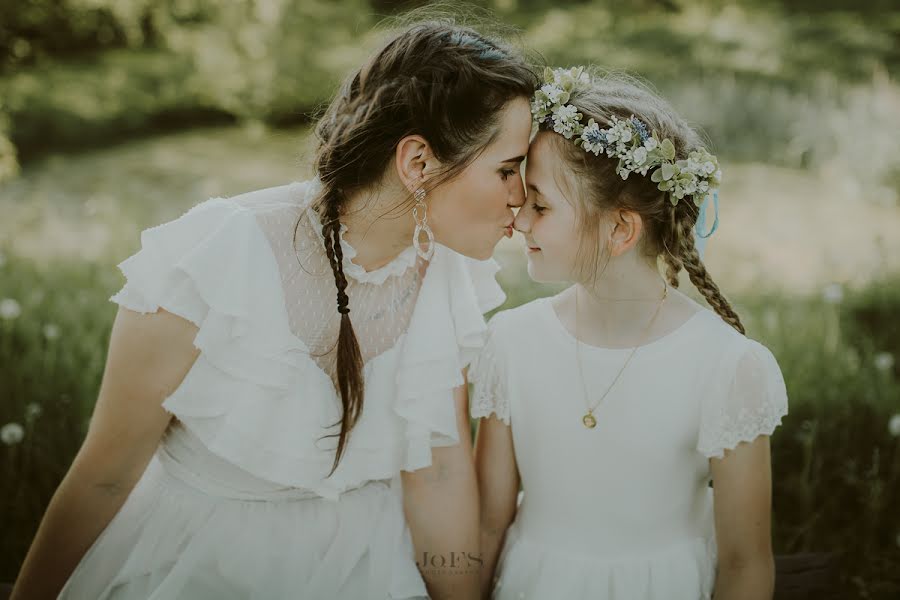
[545, 70, 745, 335]
[300, 17, 537, 476]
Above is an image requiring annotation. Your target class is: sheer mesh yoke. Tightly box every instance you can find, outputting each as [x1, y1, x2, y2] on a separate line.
[108, 178, 507, 500]
[236, 185, 425, 391]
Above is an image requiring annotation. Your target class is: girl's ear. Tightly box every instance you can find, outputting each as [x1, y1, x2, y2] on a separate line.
[609, 209, 643, 257]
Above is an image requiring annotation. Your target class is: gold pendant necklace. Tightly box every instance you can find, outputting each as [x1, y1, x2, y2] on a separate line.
[575, 281, 668, 429]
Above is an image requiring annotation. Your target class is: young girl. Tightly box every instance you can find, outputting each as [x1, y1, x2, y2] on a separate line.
[470, 67, 789, 600]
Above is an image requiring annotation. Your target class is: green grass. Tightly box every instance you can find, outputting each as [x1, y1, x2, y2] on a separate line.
[3, 248, 899, 595]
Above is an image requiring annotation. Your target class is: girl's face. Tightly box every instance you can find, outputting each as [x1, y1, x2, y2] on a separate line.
[515, 131, 596, 282]
[427, 97, 532, 260]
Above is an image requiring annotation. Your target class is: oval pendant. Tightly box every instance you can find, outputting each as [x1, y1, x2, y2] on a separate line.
[414, 224, 435, 261]
[582, 413, 597, 429]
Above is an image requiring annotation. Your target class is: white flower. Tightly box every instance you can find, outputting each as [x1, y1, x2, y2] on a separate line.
[822, 283, 844, 304]
[875, 352, 894, 372]
[25, 402, 42, 422]
[43, 323, 60, 341]
[551, 105, 580, 139]
[540, 84, 563, 105]
[644, 137, 658, 151]
[632, 147, 648, 165]
[889, 414, 900, 437]
[704, 161, 716, 174]
[0, 298, 21, 320]
[1, 422, 25, 445]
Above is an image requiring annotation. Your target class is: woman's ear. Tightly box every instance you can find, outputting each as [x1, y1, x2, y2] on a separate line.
[609, 209, 643, 257]
[395, 135, 440, 193]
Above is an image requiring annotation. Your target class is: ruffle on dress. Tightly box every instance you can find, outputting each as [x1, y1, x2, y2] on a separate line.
[109, 179, 507, 500]
[696, 337, 789, 459]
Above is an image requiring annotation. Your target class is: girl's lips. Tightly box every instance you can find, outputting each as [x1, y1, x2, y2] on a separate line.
[527, 246, 541, 253]
[504, 225, 514, 238]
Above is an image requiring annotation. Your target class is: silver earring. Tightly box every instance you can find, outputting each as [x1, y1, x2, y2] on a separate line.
[412, 187, 434, 261]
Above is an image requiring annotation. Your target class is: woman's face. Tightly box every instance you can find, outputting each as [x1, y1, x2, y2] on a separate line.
[515, 131, 594, 282]
[426, 97, 532, 260]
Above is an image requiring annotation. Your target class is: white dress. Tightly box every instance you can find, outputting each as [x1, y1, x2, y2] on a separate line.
[59, 178, 507, 599]
[468, 296, 789, 600]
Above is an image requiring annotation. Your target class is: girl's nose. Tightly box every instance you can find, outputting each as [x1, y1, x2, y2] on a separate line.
[508, 177, 526, 209]
[514, 209, 530, 234]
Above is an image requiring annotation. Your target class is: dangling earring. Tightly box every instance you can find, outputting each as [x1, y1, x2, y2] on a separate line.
[412, 187, 435, 261]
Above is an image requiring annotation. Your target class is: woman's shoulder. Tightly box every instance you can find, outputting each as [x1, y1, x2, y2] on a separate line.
[226, 179, 318, 212]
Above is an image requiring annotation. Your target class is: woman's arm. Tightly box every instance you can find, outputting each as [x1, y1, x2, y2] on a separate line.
[709, 435, 776, 600]
[401, 368, 481, 600]
[10, 307, 200, 600]
[473, 410, 519, 600]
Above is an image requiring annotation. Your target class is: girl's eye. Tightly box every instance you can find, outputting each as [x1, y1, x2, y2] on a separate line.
[500, 168, 517, 181]
[531, 202, 546, 214]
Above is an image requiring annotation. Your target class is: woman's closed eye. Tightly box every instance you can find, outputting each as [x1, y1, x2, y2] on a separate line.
[531, 202, 546, 214]
[500, 168, 517, 181]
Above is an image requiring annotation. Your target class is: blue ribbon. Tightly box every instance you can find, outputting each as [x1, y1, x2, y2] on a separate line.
[693, 190, 719, 260]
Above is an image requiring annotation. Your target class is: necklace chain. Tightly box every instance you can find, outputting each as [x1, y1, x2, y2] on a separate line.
[574, 281, 668, 429]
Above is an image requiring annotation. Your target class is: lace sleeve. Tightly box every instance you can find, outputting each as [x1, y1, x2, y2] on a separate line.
[468, 316, 510, 425]
[697, 338, 789, 459]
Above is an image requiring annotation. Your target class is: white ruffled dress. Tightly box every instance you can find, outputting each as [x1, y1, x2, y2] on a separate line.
[469, 296, 789, 600]
[59, 178, 506, 599]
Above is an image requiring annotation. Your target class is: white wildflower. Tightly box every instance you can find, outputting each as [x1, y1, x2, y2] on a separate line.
[632, 147, 648, 165]
[822, 283, 844, 305]
[704, 161, 716, 174]
[25, 402, 42, 422]
[889, 414, 900, 437]
[551, 105, 580, 139]
[43, 323, 60, 341]
[0, 298, 21, 320]
[1, 422, 25, 445]
[540, 84, 563, 105]
[644, 137, 658, 151]
[875, 352, 894, 372]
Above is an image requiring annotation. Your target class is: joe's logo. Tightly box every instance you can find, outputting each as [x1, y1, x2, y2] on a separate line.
[416, 551, 483, 575]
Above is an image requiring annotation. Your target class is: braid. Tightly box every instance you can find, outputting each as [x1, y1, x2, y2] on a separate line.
[661, 204, 684, 288]
[318, 188, 364, 477]
[673, 215, 745, 335]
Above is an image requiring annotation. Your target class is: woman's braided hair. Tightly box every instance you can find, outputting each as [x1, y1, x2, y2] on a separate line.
[299, 19, 537, 477]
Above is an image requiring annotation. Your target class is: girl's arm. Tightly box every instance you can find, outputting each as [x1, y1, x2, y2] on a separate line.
[473, 411, 520, 600]
[709, 435, 776, 600]
[401, 368, 480, 600]
[10, 307, 199, 600]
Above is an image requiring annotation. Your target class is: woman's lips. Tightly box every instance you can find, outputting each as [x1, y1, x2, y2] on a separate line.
[504, 225, 514, 238]
[527, 245, 541, 253]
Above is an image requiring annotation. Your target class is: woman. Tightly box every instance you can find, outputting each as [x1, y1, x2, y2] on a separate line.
[10, 18, 536, 600]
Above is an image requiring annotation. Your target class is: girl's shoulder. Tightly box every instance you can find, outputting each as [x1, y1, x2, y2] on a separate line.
[485, 296, 555, 342]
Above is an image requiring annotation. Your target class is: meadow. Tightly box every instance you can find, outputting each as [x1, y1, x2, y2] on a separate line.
[1, 0, 899, 596]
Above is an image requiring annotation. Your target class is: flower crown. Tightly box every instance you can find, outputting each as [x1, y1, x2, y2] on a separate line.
[531, 66, 722, 209]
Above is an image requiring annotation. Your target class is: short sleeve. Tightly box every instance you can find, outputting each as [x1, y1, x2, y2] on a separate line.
[697, 338, 789, 459]
[468, 314, 511, 425]
[109, 198, 260, 329]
